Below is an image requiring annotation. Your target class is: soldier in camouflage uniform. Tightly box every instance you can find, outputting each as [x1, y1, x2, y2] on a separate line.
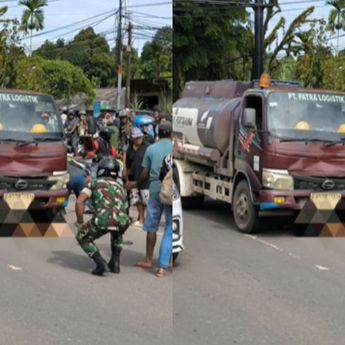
[118, 110, 132, 153]
[75, 157, 130, 276]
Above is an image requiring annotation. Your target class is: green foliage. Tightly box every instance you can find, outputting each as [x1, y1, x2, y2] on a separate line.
[34, 28, 115, 87]
[130, 93, 144, 110]
[323, 55, 345, 90]
[20, 0, 47, 33]
[0, 7, 25, 87]
[15, 57, 95, 103]
[173, 1, 251, 99]
[140, 26, 172, 80]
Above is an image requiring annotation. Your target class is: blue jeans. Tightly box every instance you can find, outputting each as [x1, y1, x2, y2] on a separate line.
[158, 205, 172, 270]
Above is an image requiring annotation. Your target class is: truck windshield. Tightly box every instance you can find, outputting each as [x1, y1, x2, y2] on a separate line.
[0, 92, 63, 139]
[267, 91, 345, 142]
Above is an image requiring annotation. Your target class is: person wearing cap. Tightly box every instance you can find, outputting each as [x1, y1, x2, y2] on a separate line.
[104, 113, 119, 150]
[135, 121, 173, 269]
[65, 111, 80, 156]
[78, 110, 88, 136]
[60, 107, 68, 126]
[118, 110, 131, 153]
[123, 127, 150, 227]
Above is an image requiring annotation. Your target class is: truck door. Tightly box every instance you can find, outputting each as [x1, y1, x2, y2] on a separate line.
[236, 94, 264, 189]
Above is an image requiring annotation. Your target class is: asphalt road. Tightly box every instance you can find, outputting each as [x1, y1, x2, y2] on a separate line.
[174, 199, 345, 345]
[0, 203, 172, 345]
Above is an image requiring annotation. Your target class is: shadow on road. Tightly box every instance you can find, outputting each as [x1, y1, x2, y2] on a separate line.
[47, 246, 151, 273]
[186, 199, 298, 237]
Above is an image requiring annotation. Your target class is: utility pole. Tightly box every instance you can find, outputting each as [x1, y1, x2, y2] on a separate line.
[116, 0, 123, 110]
[125, 22, 132, 108]
[253, 0, 265, 79]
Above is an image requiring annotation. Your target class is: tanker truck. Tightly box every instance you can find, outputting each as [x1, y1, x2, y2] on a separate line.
[173, 75, 345, 233]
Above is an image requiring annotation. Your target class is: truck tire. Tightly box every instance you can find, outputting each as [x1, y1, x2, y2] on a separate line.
[173, 166, 204, 209]
[233, 180, 259, 233]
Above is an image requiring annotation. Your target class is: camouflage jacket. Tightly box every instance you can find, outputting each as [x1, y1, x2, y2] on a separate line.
[82, 177, 130, 232]
[119, 122, 132, 152]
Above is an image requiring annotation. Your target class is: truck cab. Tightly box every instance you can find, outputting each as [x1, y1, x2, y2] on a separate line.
[173, 76, 345, 233]
[0, 90, 68, 216]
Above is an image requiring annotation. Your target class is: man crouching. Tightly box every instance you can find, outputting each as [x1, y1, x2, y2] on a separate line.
[75, 157, 130, 276]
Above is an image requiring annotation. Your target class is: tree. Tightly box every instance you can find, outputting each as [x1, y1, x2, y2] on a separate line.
[263, 0, 315, 74]
[327, 0, 345, 54]
[39, 27, 115, 87]
[19, 0, 47, 54]
[0, 6, 25, 87]
[140, 26, 172, 80]
[173, 2, 250, 99]
[15, 57, 95, 103]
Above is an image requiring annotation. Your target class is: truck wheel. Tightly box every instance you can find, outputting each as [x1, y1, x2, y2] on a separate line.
[233, 180, 259, 233]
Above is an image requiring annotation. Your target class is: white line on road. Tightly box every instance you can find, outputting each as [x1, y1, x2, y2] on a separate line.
[8, 264, 23, 271]
[314, 264, 329, 271]
[245, 235, 332, 272]
[245, 235, 283, 252]
[288, 252, 301, 259]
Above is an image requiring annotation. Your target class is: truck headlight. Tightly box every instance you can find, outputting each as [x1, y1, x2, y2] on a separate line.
[262, 168, 293, 191]
[48, 171, 70, 190]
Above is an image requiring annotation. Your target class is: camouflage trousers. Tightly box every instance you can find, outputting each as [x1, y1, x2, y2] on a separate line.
[76, 220, 123, 257]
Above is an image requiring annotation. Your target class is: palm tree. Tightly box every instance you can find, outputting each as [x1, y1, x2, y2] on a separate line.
[19, 0, 47, 54]
[327, 0, 345, 55]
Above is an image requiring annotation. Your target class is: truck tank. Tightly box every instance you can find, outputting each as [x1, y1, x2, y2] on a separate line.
[173, 80, 252, 154]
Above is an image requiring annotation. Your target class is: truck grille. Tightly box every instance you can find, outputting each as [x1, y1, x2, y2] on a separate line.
[294, 176, 345, 191]
[0, 176, 55, 192]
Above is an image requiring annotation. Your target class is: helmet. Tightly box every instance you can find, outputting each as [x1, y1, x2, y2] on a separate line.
[158, 121, 172, 137]
[97, 157, 120, 178]
[119, 110, 128, 118]
[130, 127, 144, 139]
[99, 127, 111, 142]
[133, 115, 154, 128]
[294, 121, 310, 131]
[337, 124, 345, 134]
[31, 124, 48, 134]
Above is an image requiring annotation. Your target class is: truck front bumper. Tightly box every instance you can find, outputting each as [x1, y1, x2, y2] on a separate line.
[259, 190, 345, 212]
[0, 189, 69, 210]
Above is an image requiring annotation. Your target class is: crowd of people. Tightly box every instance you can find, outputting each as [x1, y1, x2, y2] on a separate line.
[61, 106, 173, 278]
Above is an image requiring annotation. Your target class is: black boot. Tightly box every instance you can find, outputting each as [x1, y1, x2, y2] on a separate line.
[108, 245, 122, 274]
[91, 252, 109, 276]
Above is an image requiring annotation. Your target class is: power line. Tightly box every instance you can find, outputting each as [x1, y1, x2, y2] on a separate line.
[20, 9, 117, 41]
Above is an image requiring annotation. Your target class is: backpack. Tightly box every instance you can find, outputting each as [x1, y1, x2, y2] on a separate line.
[160, 169, 172, 205]
[159, 154, 173, 205]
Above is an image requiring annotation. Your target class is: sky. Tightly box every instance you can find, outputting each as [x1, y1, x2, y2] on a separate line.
[260, 0, 344, 56]
[0, 0, 341, 55]
[1, 0, 172, 53]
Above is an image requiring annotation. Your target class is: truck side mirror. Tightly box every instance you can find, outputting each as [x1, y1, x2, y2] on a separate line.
[243, 108, 256, 129]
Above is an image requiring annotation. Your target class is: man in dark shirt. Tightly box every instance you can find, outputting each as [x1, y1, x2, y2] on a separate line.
[65, 111, 80, 156]
[124, 127, 149, 227]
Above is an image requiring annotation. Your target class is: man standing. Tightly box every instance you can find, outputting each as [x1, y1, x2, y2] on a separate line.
[124, 128, 150, 227]
[65, 111, 80, 156]
[135, 122, 173, 269]
[118, 110, 131, 153]
[104, 113, 119, 150]
[75, 158, 130, 276]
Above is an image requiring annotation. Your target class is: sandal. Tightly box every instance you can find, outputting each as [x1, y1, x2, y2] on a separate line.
[134, 261, 153, 269]
[155, 268, 166, 278]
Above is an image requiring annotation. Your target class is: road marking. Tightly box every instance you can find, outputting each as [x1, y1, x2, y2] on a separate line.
[245, 234, 283, 252]
[288, 252, 301, 259]
[245, 235, 331, 272]
[8, 264, 22, 271]
[314, 264, 329, 271]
